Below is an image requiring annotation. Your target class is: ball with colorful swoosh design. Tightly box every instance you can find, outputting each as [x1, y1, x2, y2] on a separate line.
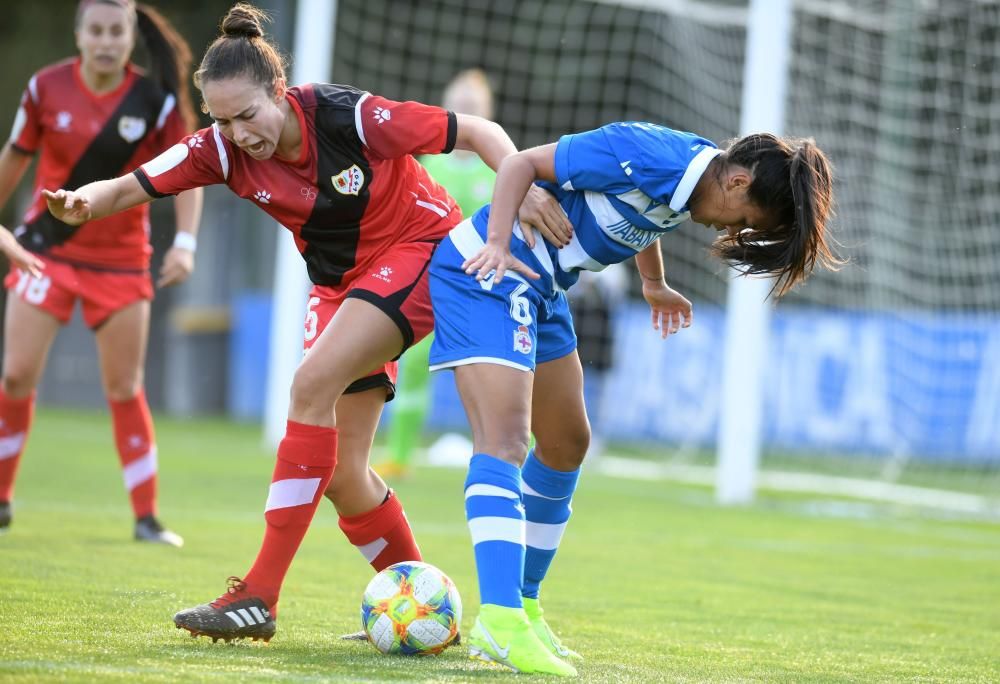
[360, 561, 462, 655]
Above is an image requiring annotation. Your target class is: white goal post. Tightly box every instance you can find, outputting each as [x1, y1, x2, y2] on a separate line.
[264, 0, 338, 448]
[715, 0, 792, 505]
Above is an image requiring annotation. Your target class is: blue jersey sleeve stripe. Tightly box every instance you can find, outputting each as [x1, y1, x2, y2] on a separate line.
[553, 129, 628, 194]
[554, 133, 575, 190]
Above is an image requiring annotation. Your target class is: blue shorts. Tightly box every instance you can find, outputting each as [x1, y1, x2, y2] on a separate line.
[428, 222, 577, 373]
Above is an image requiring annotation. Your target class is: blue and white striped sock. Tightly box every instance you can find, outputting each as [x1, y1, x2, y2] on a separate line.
[521, 449, 580, 600]
[465, 453, 525, 608]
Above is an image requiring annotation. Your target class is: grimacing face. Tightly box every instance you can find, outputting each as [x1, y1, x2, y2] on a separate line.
[76, 3, 135, 79]
[202, 77, 286, 160]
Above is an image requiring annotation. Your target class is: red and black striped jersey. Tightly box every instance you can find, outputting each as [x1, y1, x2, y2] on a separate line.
[9, 58, 187, 270]
[135, 83, 462, 287]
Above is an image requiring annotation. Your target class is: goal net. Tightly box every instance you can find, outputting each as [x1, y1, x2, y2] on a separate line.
[328, 0, 1000, 501]
[778, 0, 1000, 498]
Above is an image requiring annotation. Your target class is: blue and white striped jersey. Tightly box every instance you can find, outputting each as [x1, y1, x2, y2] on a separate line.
[464, 122, 721, 293]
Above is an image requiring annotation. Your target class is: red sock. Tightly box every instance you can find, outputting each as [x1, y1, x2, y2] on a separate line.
[109, 390, 158, 519]
[243, 420, 338, 609]
[339, 490, 422, 572]
[0, 389, 34, 503]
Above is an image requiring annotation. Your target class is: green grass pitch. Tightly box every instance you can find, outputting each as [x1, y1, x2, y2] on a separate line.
[1, 408, 998, 682]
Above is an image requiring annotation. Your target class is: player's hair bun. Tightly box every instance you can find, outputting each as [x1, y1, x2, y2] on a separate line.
[220, 2, 269, 40]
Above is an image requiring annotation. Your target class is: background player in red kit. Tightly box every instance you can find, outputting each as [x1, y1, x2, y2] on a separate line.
[0, 0, 203, 545]
[45, 2, 564, 642]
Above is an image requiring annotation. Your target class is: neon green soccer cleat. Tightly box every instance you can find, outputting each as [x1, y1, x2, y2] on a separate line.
[468, 604, 577, 677]
[523, 597, 582, 661]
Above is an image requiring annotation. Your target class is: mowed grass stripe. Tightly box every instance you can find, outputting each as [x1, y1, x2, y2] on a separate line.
[1, 408, 997, 682]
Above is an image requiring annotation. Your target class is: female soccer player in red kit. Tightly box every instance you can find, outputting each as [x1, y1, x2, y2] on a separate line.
[45, 2, 563, 642]
[0, 0, 203, 545]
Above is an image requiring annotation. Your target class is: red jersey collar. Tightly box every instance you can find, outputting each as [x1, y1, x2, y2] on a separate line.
[72, 57, 137, 103]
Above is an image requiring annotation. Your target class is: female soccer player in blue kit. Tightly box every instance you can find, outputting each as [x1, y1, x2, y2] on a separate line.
[428, 122, 839, 676]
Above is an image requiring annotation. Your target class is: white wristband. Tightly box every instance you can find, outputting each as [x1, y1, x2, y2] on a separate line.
[173, 231, 197, 252]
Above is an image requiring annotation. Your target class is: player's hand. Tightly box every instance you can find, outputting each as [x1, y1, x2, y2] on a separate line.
[0, 226, 44, 278]
[517, 185, 573, 248]
[157, 246, 195, 288]
[42, 188, 92, 226]
[462, 240, 540, 283]
[642, 280, 692, 339]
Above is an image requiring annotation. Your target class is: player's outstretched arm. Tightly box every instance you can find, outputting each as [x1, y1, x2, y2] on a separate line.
[635, 241, 692, 339]
[43, 174, 152, 227]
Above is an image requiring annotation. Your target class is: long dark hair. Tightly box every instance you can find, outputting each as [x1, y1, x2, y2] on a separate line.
[193, 3, 288, 100]
[711, 133, 842, 297]
[136, 4, 196, 131]
[76, 0, 197, 131]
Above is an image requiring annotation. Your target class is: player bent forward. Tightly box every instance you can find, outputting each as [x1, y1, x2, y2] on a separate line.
[429, 122, 840, 675]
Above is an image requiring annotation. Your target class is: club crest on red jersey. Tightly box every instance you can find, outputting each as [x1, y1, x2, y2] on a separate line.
[332, 164, 364, 196]
[118, 115, 146, 143]
[55, 111, 73, 131]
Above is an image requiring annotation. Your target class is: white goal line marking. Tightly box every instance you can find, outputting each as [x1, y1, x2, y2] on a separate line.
[593, 455, 1000, 518]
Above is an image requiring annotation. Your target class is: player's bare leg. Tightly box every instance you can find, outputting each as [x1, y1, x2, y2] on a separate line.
[175, 298, 408, 642]
[288, 297, 404, 426]
[94, 299, 150, 404]
[1, 295, 60, 399]
[531, 351, 590, 472]
[96, 299, 181, 546]
[324, 389, 389, 517]
[0, 295, 61, 531]
[454, 363, 534, 468]
[311, 301, 422, 568]
[520, 350, 589, 660]
[326, 388, 392, 642]
[327, 362, 430, 641]
[455, 362, 576, 676]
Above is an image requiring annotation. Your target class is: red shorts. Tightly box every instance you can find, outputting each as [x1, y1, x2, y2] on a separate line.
[304, 241, 437, 400]
[3, 256, 152, 329]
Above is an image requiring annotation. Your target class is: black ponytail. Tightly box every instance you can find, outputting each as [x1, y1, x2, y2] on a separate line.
[135, 4, 197, 131]
[711, 133, 842, 296]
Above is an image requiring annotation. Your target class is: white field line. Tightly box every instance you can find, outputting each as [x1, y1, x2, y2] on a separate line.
[593, 455, 1000, 517]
